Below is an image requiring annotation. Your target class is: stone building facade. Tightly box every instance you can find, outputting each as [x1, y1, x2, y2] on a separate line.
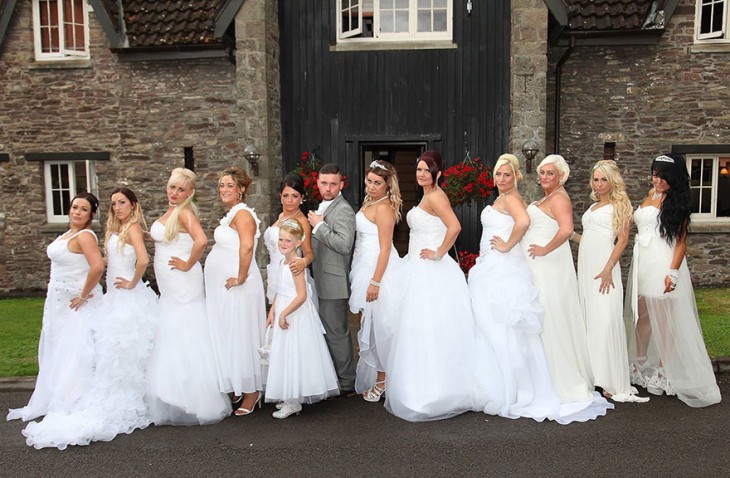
[0, 0, 281, 293]
[544, 0, 730, 287]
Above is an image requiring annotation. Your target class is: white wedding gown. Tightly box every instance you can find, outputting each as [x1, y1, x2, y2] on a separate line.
[578, 205, 647, 402]
[146, 221, 230, 425]
[521, 204, 613, 419]
[205, 203, 266, 396]
[379, 206, 503, 422]
[349, 211, 402, 393]
[7, 230, 102, 423]
[625, 206, 721, 407]
[19, 234, 158, 449]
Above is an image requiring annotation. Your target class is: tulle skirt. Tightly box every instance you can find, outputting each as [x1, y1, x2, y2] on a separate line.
[20, 284, 158, 449]
[265, 294, 339, 404]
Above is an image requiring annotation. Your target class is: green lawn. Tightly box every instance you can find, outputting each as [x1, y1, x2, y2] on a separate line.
[1, 289, 728, 377]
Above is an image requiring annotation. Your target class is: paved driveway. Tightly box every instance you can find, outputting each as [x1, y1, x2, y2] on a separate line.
[1, 376, 727, 477]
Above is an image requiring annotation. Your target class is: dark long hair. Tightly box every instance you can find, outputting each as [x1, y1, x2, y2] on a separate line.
[652, 153, 691, 244]
[70, 191, 99, 229]
[417, 150, 444, 186]
[280, 173, 311, 215]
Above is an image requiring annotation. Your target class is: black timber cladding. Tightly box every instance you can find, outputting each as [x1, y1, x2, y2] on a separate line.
[278, 0, 511, 251]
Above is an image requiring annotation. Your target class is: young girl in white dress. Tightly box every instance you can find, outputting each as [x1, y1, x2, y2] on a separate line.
[7, 193, 104, 424]
[205, 167, 266, 416]
[624, 154, 720, 407]
[19, 188, 159, 449]
[265, 219, 339, 419]
[146, 168, 230, 425]
[574, 161, 648, 403]
[349, 160, 402, 401]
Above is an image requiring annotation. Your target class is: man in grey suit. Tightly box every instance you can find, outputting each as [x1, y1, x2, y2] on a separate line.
[307, 163, 357, 393]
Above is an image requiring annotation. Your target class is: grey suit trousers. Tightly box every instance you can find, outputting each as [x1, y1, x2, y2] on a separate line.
[318, 298, 356, 391]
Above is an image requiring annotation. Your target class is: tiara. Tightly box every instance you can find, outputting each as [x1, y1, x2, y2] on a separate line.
[281, 218, 302, 230]
[369, 160, 388, 170]
[654, 155, 674, 164]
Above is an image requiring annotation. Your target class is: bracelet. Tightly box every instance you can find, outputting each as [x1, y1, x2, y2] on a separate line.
[78, 295, 88, 301]
[369, 279, 381, 287]
[433, 252, 442, 261]
[569, 231, 576, 241]
[668, 269, 679, 286]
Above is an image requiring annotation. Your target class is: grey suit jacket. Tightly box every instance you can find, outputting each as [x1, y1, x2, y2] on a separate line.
[310, 194, 356, 300]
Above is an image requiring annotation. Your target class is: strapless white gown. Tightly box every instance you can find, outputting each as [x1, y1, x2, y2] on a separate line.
[349, 211, 402, 393]
[146, 221, 230, 425]
[521, 205, 613, 419]
[625, 206, 720, 407]
[7, 230, 102, 423]
[379, 206, 504, 422]
[19, 234, 158, 449]
[263, 224, 318, 308]
[205, 204, 266, 395]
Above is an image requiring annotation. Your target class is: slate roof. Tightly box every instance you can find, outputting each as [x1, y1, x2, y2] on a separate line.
[123, 0, 225, 47]
[565, 0, 656, 31]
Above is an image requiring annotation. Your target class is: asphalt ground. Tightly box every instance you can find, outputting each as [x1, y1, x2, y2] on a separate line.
[1, 375, 727, 478]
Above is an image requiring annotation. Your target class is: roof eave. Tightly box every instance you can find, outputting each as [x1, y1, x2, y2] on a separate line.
[553, 29, 666, 47]
[0, 0, 19, 50]
[111, 43, 233, 62]
[88, 0, 125, 48]
[214, 0, 246, 38]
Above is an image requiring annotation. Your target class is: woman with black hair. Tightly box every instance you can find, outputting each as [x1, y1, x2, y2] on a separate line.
[625, 154, 721, 407]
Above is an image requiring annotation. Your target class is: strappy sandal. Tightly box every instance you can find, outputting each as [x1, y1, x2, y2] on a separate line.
[363, 381, 386, 403]
[234, 393, 262, 416]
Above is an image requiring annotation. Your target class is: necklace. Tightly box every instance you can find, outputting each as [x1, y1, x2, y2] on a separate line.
[499, 187, 516, 198]
[652, 191, 664, 201]
[276, 211, 298, 225]
[535, 186, 563, 206]
[363, 195, 388, 208]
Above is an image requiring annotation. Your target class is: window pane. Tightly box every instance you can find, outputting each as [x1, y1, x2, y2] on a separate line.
[53, 190, 63, 215]
[712, 3, 725, 32]
[718, 159, 730, 217]
[433, 10, 447, 31]
[60, 164, 70, 188]
[418, 11, 431, 32]
[395, 0, 409, 8]
[50, 164, 60, 189]
[690, 188, 701, 214]
[382, 0, 393, 8]
[434, 0, 447, 7]
[395, 10, 409, 32]
[74, 161, 88, 193]
[690, 159, 702, 186]
[702, 160, 713, 186]
[700, 188, 712, 213]
[381, 11, 394, 32]
[418, 0, 431, 7]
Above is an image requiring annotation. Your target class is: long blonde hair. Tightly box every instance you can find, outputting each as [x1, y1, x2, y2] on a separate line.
[363, 160, 403, 223]
[165, 168, 199, 243]
[590, 160, 632, 234]
[105, 187, 147, 251]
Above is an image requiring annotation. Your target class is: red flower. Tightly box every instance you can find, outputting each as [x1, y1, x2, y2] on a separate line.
[441, 156, 494, 206]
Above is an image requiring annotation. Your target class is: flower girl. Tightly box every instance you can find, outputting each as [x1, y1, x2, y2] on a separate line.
[265, 220, 339, 418]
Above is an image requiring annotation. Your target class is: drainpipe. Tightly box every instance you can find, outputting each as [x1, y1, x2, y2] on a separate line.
[554, 36, 575, 154]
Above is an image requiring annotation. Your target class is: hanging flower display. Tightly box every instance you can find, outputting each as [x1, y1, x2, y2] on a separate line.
[441, 156, 495, 206]
[458, 250, 479, 274]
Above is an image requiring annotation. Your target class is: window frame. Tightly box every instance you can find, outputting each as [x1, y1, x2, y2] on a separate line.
[695, 0, 730, 43]
[686, 154, 730, 223]
[336, 0, 453, 43]
[32, 0, 91, 61]
[42, 159, 98, 224]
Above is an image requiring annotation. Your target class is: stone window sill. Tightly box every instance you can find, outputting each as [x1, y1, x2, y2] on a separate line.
[330, 40, 457, 52]
[690, 43, 730, 54]
[29, 60, 93, 70]
[689, 222, 730, 234]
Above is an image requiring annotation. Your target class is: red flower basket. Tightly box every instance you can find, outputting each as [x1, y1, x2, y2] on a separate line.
[288, 150, 348, 208]
[458, 250, 479, 274]
[441, 156, 495, 206]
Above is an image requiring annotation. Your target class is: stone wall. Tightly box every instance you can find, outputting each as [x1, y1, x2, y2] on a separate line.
[546, 0, 730, 286]
[0, 2, 281, 293]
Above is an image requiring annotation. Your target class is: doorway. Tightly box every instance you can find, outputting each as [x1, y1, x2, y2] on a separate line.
[361, 143, 425, 256]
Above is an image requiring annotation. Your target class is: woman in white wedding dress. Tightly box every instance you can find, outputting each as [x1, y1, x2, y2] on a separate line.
[263, 174, 317, 309]
[146, 168, 230, 425]
[379, 151, 503, 422]
[469, 154, 568, 422]
[575, 161, 648, 403]
[625, 154, 720, 407]
[7, 193, 104, 424]
[20, 188, 158, 449]
[349, 160, 402, 401]
[205, 167, 266, 416]
[521, 155, 612, 419]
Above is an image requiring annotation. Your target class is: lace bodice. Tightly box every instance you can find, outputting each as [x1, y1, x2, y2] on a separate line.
[407, 206, 447, 255]
[214, 203, 261, 251]
[581, 204, 616, 243]
[106, 234, 137, 288]
[353, 211, 379, 260]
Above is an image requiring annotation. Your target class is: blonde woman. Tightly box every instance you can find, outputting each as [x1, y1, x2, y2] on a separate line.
[147, 168, 230, 426]
[574, 161, 648, 403]
[205, 167, 266, 416]
[349, 160, 403, 402]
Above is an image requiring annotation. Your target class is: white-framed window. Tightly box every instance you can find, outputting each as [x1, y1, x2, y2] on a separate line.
[695, 0, 730, 43]
[32, 0, 90, 61]
[43, 160, 98, 223]
[336, 0, 452, 42]
[686, 154, 730, 221]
